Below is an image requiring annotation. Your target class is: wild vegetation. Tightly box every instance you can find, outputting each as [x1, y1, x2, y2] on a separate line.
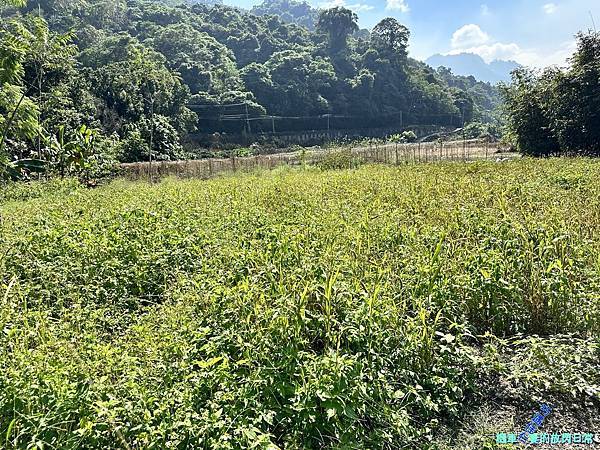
[1, 0, 503, 181]
[2, 0, 600, 447]
[1, 159, 599, 448]
[501, 31, 600, 156]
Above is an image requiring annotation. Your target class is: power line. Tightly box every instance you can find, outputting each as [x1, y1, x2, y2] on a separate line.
[196, 112, 462, 121]
[189, 101, 462, 120]
[187, 102, 248, 108]
[190, 100, 463, 136]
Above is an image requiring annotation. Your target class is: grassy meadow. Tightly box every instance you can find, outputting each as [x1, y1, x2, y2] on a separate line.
[0, 159, 599, 449]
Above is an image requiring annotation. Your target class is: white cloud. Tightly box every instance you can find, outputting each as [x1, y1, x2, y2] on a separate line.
[386, 0, 409, 13]
[447, 40, 576, 68]
[319, 0, 344, 7]
[446, 24, 576, 67]
[319, 0, 373, 11]
[451, 24, 491, 49]
[348, 2, 374, 11]
[543, 3, 557, 14]
[448, 43, 528, 62]
[538, 40, 577, 66]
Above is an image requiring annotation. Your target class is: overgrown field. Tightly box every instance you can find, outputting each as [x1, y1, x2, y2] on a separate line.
[1, 160, 599, 449]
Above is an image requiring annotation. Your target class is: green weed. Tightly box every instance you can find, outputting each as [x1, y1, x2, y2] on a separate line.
[0, 159, 599, 448]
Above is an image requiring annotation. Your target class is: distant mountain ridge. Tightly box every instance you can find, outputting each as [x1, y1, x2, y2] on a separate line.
[426, 53, 520, 84]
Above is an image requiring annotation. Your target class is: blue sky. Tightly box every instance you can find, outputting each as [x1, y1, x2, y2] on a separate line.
[228, 0, 600, 67]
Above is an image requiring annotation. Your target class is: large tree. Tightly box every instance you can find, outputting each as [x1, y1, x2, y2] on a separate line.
[549, 31, 600, 154]
[502, 31, 600, 156]
[371, 18, 410, 64]
[316, 7, 358, 53]
[502, 67, 563, 156]
[0, 17, 75, 159]
[0, 19, 40, 162]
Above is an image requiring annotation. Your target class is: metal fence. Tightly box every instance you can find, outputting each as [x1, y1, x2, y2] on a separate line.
[121, 139, 517, 181]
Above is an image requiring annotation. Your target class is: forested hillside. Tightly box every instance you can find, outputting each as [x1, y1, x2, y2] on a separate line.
[1, 0, 501, 178]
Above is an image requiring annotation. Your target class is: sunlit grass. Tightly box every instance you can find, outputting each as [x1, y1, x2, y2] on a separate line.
[0, 159, 599, 448]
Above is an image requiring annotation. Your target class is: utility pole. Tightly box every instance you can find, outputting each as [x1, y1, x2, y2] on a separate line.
[245, 103, 251, 134]
[149, 96, 154, 183]
[146, 78, 156, 184]
[462, 107, 466, 161]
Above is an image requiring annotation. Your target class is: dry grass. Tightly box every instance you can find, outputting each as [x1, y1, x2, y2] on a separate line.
[120, 139, 516, 180]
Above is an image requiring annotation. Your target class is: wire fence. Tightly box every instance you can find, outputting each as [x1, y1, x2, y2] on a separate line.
[121, 138, 518, 181]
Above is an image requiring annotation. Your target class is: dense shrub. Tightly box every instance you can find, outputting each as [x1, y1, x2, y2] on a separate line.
[318, 148, 362, 170]
[502, 31, 600, 156]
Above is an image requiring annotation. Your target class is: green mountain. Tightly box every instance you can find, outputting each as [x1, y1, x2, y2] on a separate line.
[1, 0, 501, 166]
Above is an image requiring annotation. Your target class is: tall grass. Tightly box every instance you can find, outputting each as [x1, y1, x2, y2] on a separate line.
[0, 159, 598, 448]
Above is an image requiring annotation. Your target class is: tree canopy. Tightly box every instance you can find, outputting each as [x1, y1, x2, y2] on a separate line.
[502, 31, 600, 156]
[1, 0, 502, 178]
[316, 7, 358, 53]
